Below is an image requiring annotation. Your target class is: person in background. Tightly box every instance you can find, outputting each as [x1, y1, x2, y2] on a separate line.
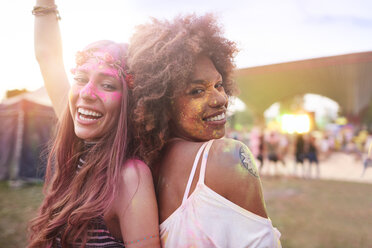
[266, 131, 281, 175]
[29, 1, 160, 247]
[257, 133, 266, 173]
[361, 136, 372, 177]
[307, 134, 320, 178]
[294, 133, 306, 178]
[250, 128, 265, 172]
[128, 14, 282, 247]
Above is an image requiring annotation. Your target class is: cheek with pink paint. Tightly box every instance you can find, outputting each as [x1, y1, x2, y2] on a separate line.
[78, 81, 122, 103]
[94, 90, 122, 103]
[111, 92, 122, 102]
[95, 90, 108, 102]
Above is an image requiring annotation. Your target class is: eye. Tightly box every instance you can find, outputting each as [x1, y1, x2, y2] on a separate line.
[102, 83, 116, 90]
[101, 81, 118, 91]
[189, 88, 204, 95]
[215, 81, 224, 89]
[73, 76, 88, 85]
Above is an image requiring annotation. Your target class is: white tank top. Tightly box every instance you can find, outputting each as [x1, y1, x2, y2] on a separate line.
[160, 139, 282, 248]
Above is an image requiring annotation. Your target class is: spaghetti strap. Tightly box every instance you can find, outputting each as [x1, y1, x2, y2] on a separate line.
[182, 142, 208, 205]
[198, 139, 214, 185]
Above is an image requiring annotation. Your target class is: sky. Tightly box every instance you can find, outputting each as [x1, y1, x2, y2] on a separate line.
[1, 0, 372, 100]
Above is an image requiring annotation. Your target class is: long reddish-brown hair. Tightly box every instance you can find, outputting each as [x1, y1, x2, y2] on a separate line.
[28, 41, 133, 247]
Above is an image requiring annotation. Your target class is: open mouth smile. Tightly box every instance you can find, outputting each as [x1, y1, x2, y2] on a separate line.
[77, 107, 103, 122]
[204, 112, 226, 122]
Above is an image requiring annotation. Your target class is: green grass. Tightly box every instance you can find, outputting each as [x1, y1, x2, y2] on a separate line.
[0, 178, 371, 248]
[0, 182, 43, 248]
[262, 177, 372, 248]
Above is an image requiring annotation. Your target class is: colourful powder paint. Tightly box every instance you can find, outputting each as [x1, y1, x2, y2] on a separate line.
[95, 91, 108, 102]
[78, 82, 121, 104]
[222, 141, 235, 153]
[111, 92, 122, 102]
[80, 82, 98, 100]
[235, 162, 248, 179]
[77, 63, 120, 80]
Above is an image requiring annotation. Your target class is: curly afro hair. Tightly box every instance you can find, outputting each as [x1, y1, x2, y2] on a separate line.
[128, 13, 239, 166]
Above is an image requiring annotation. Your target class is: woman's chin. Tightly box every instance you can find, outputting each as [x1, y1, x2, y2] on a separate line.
[74, 130, 96, 141]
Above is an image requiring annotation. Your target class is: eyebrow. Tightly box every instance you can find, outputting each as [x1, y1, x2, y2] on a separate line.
[76, 69, 119, 79]
[191, 75, 223, 85]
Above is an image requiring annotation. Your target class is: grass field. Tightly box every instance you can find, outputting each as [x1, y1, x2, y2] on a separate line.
[0, 182, 43, 248]
[0, 177, 371, 248]
[262, 177, 372, 248]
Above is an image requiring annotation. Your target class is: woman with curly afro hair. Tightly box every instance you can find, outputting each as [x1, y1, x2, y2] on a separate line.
[128, 13, 282, 247]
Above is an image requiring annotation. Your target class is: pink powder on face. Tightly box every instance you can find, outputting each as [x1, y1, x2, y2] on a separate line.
[111, 92, 122, 102]
[77, 63, 119, 80]
[80, 82, 98, 100]
[95, 90, 108, 102]
[78, 81, 122, 104]
[74, 54, 124, 104]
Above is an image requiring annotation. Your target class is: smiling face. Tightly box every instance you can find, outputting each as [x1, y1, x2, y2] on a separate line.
[170, 55, 228, 141]
[69, 58, 123, 141]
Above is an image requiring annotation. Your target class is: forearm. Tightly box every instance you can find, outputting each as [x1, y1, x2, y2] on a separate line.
[34, 0, 69, 119]
[34, 0, 63, 63]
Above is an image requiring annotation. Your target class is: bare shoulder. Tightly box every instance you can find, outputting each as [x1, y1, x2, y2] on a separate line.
[114, 159, 156, 213]
[209, 138, 268, 218]
[113, 159, 160, 247]
[212, 138, 259, 179]
[120, 159, 153, 186]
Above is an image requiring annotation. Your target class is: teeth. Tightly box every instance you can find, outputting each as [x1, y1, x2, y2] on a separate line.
[206, 113, 225, 122]
[79, 115, 95, 121]
[78, 108, 102, 117]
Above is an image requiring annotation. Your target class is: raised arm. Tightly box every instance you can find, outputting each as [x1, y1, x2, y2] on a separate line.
[114, 159, 161, 248]
[34, 0, 70, 119]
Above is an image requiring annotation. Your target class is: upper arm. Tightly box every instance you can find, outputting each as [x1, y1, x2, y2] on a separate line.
[114, 159, 160, 248]
[212, 139, 268, 218]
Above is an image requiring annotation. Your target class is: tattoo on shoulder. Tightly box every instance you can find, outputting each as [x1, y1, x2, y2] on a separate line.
[239, 146, 259, 178]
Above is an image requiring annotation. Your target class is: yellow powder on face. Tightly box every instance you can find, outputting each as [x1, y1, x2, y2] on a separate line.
[212, 129, 224, 138]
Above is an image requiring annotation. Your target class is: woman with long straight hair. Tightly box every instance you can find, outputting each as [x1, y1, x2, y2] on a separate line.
[29, 0, 160, 247]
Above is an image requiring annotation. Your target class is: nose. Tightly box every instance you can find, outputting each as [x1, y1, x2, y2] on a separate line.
[209, 88, 228, 108]
[79, 81, 98, 101]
